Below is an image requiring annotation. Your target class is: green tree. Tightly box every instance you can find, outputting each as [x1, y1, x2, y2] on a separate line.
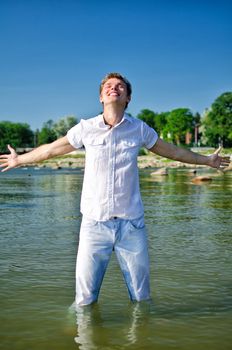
[192, 112, 202, 146]
[202, 92, 232, 147]
[155, 112, 169, 139]
[53, 115, 78, 138]
[164, 108, 194, 145]
[137, 109, 168, 135]
[137, 109, 156, 129]
[37, 120, 57, 145]
[0, 121, 33, 152]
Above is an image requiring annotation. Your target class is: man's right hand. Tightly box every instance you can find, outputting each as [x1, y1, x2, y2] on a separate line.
[0, 145, 19, 172]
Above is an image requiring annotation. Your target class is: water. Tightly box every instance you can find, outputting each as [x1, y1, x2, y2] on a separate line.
[0, 167, 232, 350]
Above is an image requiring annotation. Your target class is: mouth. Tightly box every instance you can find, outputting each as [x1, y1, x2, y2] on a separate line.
[109, 92, 119, 96]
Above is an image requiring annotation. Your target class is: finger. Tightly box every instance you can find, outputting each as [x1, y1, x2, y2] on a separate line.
[221, 157, 231, 161]
[7, 144, 13, 150]
[1, 166, 10, 172]
[0, 162, 9, 168]
[7, 144, 16, 154]
[214, 146, 222, 155]
[221, 159, 230, 163]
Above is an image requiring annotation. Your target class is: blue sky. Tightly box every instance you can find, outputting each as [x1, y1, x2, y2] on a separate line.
[0, 0, 231, 130]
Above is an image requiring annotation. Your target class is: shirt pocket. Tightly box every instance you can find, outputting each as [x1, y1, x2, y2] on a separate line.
[84, 137, 107, 160]
[120, 139, 140, 161]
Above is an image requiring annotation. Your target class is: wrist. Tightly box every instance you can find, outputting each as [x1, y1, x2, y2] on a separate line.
[16, 155, 24, 167]
[194, 153, 210, 166]
[205, 155, 213, 167]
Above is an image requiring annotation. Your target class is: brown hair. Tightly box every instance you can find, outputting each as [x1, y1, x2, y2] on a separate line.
[99, 72, 132, 109]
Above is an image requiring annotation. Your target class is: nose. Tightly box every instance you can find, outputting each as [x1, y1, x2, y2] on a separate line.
[110, 85, 117, 91]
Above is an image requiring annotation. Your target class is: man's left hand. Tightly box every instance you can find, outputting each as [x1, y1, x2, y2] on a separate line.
[208, 147, 231, 170]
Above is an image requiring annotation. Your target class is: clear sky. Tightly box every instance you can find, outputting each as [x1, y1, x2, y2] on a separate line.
[0, 0, 231, 131]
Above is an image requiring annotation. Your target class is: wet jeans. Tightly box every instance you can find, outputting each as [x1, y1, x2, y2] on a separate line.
[75, 216, 150, 306]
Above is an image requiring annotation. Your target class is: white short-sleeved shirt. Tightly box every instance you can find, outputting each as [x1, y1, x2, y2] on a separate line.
[67, 113, 158, 221]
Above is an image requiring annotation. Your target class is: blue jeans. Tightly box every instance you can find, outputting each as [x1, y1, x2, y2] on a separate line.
[75, 216, 150, 306]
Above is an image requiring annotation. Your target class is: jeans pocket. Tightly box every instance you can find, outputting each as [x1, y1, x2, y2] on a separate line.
[128, 216, 145, 230]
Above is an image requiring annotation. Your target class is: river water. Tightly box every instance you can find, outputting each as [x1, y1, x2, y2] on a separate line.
[0, 167, 232, 350]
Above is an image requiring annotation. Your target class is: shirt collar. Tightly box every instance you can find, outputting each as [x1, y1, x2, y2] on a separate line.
[123, 113, 133, 123]
[98, 113, 132, 129]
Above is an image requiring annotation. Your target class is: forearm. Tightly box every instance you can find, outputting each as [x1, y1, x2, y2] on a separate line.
[168, 145, 210, 166]
[17, 144, 56, 166]
[16, 136, 75, 166]
[150, 139, 210, 166]
[0, 136, 76, 172]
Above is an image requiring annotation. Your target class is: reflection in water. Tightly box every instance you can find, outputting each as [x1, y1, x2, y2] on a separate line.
[126, 302, 153, 346]
[72, 301, 154, 350]
[73, 304, 102, 350]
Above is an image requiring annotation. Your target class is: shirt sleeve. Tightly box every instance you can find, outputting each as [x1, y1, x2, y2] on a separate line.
[66, 120, 84, 149]
[141, 121, 159, 149]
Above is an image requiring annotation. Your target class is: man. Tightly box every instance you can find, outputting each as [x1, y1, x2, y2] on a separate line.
[0, 72, 230, 306]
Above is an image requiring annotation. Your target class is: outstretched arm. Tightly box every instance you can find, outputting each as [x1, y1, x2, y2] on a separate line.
[0, 136, 76, 172]
[149, 138, 230, 169]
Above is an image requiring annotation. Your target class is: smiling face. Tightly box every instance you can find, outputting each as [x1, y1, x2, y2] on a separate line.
[100, 77, 131, 110]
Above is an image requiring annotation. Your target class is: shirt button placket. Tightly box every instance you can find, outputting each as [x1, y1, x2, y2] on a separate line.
[108, 129, 115, 218]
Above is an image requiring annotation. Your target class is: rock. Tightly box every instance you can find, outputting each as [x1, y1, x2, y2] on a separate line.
[151, 167, 168, 176]
[191, 176, 212, 184]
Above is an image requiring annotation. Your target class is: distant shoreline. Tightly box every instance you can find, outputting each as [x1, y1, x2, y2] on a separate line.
[13, 148, 231, 171]
[21, 153, 222, 171]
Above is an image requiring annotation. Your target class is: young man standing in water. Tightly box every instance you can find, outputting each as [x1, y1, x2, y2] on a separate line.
[0, 73, 230, 306]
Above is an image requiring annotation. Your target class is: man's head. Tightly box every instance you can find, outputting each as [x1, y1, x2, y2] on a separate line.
[99, 72, 132, 110]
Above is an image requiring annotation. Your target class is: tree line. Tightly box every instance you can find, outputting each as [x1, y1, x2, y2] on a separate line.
[0, 115, 77, 153]
[138, 92, 232, 148]
[0, 92, 231, 153]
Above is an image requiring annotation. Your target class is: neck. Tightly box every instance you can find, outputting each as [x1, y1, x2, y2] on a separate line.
[103, 104, 125, 127]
